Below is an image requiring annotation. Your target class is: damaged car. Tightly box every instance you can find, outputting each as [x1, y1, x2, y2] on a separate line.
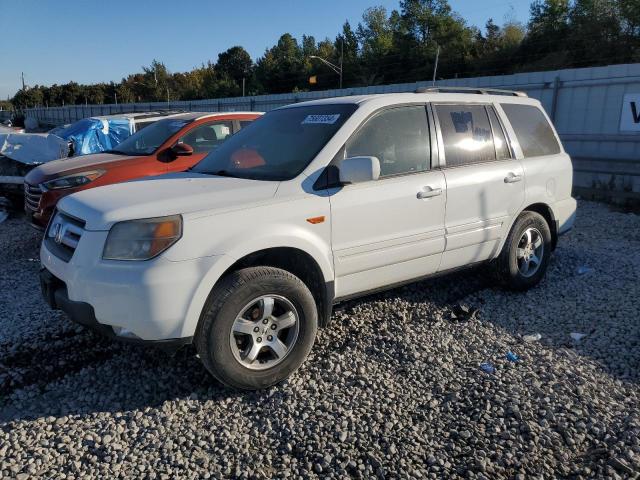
[24, 111, 262, 228]
[0, 111, 185, 211]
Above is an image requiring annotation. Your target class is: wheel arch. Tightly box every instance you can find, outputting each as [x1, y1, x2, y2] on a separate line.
[181, 242, 335, 339]
[522, 202, 558, 249]
[217, 247, 334, 328]
[495, 202, 558, 257]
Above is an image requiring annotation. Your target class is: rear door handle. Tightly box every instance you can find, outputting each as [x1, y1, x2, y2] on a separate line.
[504, 172, 523, 183]
[417, 186, 442, 199]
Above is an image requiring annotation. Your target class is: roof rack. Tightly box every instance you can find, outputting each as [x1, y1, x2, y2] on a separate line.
[415, 86, 527, 97]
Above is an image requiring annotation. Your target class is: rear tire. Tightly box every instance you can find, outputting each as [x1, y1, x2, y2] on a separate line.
[493, 211, 552, 291]
[195, 267, 318, 390]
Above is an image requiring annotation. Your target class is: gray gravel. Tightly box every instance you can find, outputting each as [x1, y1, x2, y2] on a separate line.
[1, 200, 639, 479]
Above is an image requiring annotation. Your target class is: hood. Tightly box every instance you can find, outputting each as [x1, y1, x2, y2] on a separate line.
[25, 152, 138, 184]
[0, 132, 69, 165]
[58, 172, 280, 230]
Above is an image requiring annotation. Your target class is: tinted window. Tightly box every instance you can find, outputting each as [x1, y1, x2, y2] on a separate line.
[112, 118, 190, 155]
[487, 106, 511, 160]
[179, 121, 233, 153]
[193, 104, 357, 181]
[501, 104, 561, 157]
[436, 104, 495, 167]
[345, 106, 429, 177]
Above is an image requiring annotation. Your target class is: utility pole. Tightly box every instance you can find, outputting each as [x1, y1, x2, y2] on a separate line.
[21, 72, 26, 90]
[114, 91, 118, 105]
[166, 86, 170, 104]
[242, 77, 246, 97]
[339, 39, 344, 89]
[432, 44, 440, 86]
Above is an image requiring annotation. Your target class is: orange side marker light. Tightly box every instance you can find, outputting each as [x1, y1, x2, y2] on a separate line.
[306, 216, 325, 224]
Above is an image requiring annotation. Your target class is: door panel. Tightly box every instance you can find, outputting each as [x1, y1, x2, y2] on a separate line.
[433, 103, 525, 271]
[330, 170, 446, 298]
[439, 160, 524, 271]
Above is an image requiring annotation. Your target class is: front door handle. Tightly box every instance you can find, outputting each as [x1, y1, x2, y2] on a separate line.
[504, 172, 523, 183]
[417, 186, 443, 199]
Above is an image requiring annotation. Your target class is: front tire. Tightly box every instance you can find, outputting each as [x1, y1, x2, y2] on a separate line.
[493, 211, 552, 291]
[195, 267, 318, 390]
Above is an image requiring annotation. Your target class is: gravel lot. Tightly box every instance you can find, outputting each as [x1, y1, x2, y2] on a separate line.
[1, 200, 639, 479]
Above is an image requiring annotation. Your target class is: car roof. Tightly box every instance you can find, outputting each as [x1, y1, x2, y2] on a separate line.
[86, 111, 261, 123]
[162, 111, 263, 121]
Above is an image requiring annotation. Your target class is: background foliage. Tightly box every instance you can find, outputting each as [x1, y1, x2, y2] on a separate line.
[9, 0, 640, 109]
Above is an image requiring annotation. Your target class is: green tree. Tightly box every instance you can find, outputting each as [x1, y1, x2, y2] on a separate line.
[568, 0, 622, 65]
[217, 46, 253, 88]
[256, 34, 305, 93]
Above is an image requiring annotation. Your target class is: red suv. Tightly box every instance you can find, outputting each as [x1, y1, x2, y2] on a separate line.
[24, 111, 262, 228]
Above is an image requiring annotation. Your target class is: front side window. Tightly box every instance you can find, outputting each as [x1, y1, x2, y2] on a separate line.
[501, 103, 561, 157]
[436, 104, 496, 167]
[111, 118, 191, 156]
[193, 104, 357, 181]
[345, 106, 430, 177]
[179, 121, 233, 154]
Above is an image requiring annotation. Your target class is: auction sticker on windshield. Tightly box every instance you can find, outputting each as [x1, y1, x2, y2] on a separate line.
[302, 114, 341, 125]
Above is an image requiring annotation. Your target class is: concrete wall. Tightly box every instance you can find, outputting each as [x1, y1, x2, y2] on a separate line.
[25, 63, 640, 197]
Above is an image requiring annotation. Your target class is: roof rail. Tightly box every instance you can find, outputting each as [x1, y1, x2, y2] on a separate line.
[415, 86, 528, 97]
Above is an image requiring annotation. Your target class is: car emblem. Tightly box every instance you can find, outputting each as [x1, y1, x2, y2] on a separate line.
[51, 223, 63, 244]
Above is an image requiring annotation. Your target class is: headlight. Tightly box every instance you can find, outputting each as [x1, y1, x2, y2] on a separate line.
[42, 170, 105, 190]
[102, 215, 182, 261]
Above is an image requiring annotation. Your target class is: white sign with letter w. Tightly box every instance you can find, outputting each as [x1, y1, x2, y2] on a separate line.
[620, 93, 640, 132]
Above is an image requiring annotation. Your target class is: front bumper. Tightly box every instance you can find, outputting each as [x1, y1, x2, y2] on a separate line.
[40, 268, 193, 349]
[40, 233, 221, 341]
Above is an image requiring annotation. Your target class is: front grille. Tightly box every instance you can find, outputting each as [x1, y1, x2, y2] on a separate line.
[24, 183, 43, 212]
[44, 210, 86, 262]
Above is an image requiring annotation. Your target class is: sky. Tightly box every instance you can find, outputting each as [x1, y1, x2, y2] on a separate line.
[0, 0, 530, 99]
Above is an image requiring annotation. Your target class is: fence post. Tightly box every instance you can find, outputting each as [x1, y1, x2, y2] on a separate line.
[550, 76, 561, 121]
[250, 99, 256, 111]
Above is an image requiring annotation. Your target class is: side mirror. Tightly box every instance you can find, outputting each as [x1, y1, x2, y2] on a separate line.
[171, 143, 194, 157]
[339, 156, 381, 184]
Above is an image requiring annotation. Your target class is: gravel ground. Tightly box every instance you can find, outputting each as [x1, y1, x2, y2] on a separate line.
[1, 200, 639, 479]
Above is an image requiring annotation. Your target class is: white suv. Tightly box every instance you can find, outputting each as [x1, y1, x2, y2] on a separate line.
[39, 89, 576, 389]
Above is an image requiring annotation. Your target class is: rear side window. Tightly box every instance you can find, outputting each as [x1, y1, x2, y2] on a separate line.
[345, 105, 430, 177]
[487, 107, 511, 160]
[435, 104, 496, 167]
[501, 104, 561, 157]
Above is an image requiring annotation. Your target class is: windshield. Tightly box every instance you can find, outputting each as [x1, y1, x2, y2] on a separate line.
[192, 104, 357, 181]
[111, 118, 190, 155]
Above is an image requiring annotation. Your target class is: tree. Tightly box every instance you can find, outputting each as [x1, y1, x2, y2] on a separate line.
[256, 34, 305, 93]
[335, 21, 361, 86]
[568, 0, 622, 65]
[217, 46, 253, 86]
[356, 6, 396, 84]
[519, 0, 571, 69]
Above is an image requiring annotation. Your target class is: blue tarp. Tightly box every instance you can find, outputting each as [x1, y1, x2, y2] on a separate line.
[56, 117, 134, 156]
